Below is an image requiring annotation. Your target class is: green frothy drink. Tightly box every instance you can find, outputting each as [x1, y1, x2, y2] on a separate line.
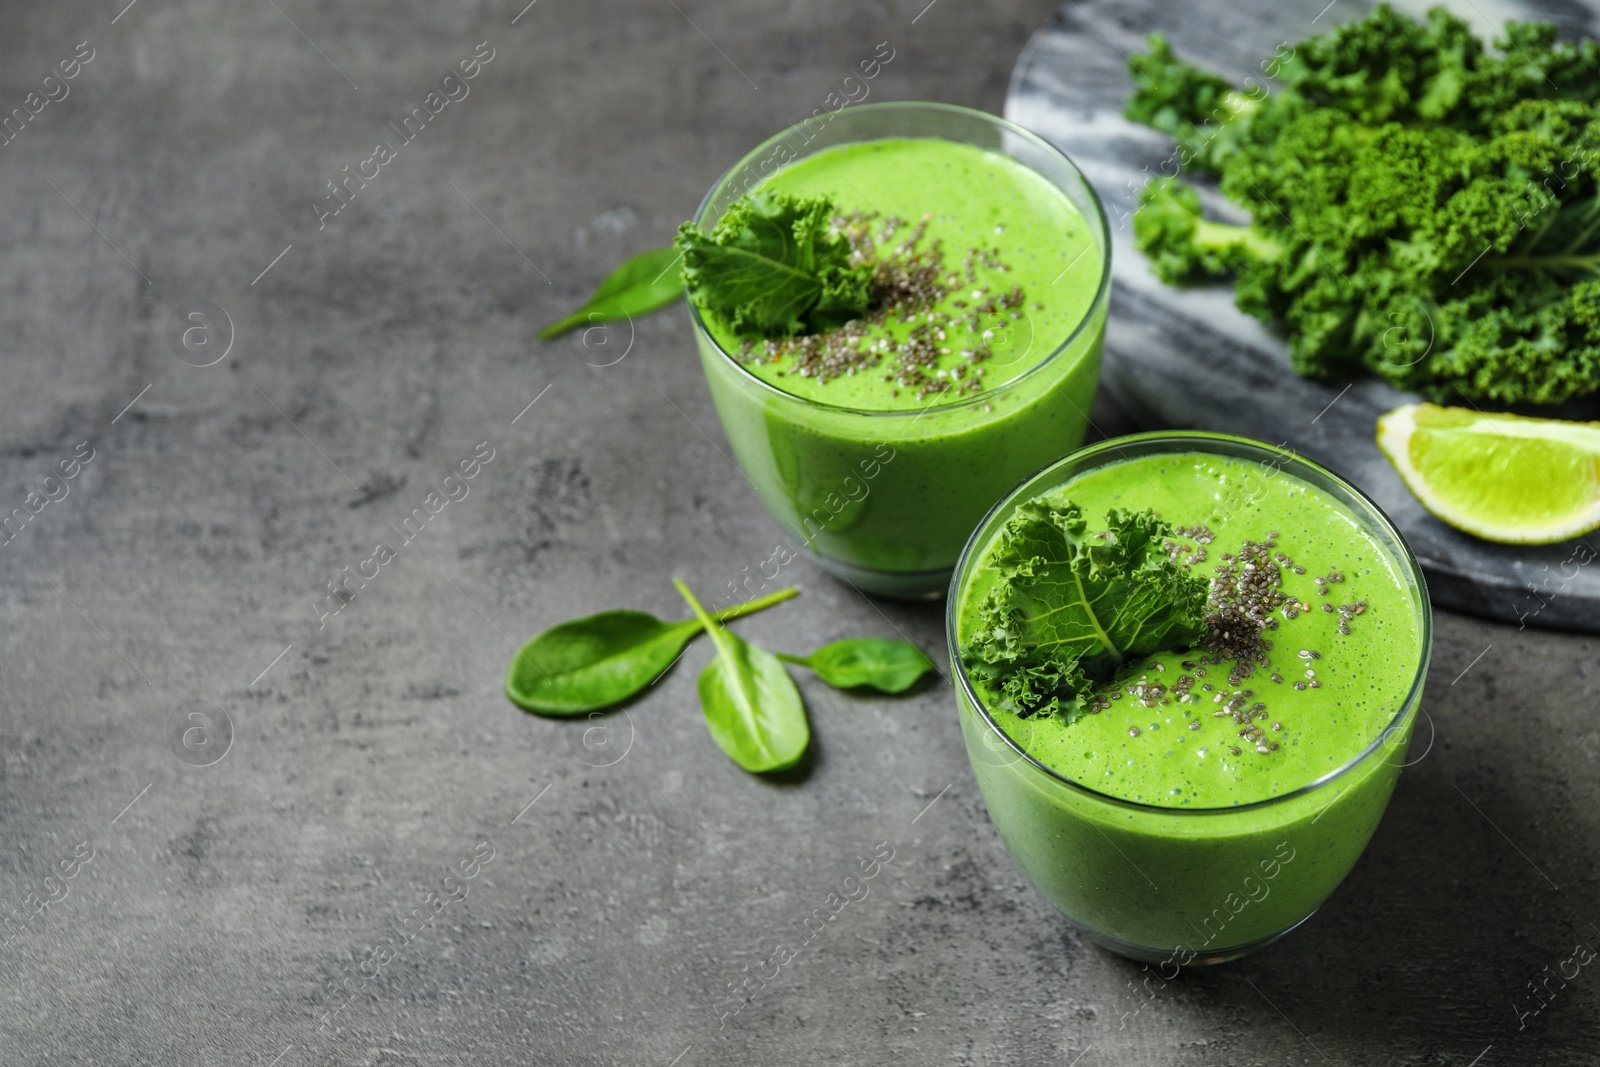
[689, 104, 1109, 597]
[950, 434, 1431, 964]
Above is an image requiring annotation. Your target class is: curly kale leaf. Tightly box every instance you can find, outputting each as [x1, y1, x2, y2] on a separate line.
[963, 504, 1209, 723]
[1125, 33, 1263, 174]
[1134, 177, 1283, 284]
[1277, 5, 1483, 126]
[675, 191, 873, 338]
[1124, 4, 1600, 405]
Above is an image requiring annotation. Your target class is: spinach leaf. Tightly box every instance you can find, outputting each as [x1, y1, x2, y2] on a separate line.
[675, 191, 873, 338]
[963, 503, 1209, 723]
[778, 639, 935, 693]
[504, 586, 797, 715]
[675, 578, 809, 773]
[538, 246, 684, 340]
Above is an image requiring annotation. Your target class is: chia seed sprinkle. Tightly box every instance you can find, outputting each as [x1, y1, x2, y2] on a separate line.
[1201, 535, 1290, 682]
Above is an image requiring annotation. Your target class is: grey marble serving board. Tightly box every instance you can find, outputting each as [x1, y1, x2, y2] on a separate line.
[1006, 0, 1600, 633]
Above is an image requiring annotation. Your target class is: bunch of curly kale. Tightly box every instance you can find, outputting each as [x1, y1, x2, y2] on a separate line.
[1127, 5, 1600, 406]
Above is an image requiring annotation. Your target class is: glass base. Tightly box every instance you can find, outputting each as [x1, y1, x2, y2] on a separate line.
[1078, 910, 1318, 967]
[807, 552, 951, 600]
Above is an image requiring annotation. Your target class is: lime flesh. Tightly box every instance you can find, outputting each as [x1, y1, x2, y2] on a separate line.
[1376, 403, 1600, 545]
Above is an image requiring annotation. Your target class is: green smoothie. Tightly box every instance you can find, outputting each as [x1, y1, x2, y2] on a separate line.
[691, 105, 1109, 596]
[951, 436, 1430, 962]
[702, 139, 1103, 411]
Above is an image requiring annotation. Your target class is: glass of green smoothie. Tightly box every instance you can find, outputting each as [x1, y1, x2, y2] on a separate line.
[949, 432, 1432, 965]
[687, 102, 1110, 598]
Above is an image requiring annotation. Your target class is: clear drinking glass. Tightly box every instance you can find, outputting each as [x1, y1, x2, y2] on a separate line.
[947, 433, 1433, 965]
[688, 102, 1111, 598]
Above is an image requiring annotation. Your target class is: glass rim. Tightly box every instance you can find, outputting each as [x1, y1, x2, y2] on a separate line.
[685, 100, 1113, 419]
[944, 430, 1435, 816]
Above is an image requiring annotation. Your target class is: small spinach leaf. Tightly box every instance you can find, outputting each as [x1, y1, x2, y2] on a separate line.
[778, 639, 936, 693]
[675, 578, 809, 773]
[538, 246, 684, 340]
[505, 586, 797, 715]
[504, 611, 697, 716]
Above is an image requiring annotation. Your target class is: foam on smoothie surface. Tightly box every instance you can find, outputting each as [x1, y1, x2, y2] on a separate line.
[701, 137, 1102, 413]
[958, 452, 1424, 808]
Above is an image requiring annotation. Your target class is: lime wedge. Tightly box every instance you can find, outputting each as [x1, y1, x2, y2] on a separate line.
[1376, 403, 1600, 545]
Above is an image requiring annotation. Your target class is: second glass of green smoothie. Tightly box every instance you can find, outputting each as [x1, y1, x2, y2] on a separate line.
[687, 102, 1110, 598]
[949, 433, 1433, 964]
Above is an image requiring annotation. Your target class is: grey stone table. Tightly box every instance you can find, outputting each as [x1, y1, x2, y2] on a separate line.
[0, 1, 1595, 1064]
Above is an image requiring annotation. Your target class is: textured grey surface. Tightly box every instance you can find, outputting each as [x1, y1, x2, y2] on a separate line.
[0, 1, 1597, 1065]
[1008, 0, 1600, 633]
